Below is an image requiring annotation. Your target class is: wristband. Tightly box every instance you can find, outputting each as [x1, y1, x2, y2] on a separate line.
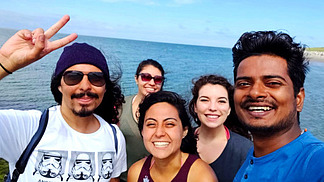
[0, 62, 12, 74]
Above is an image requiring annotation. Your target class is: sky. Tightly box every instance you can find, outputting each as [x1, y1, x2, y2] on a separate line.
[0, 0, 323, 48]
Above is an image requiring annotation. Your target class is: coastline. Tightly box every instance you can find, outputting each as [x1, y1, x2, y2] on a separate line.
[304, 51, 324, 62]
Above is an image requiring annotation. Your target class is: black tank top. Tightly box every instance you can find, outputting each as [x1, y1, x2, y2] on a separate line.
[138, 154, 199, 182]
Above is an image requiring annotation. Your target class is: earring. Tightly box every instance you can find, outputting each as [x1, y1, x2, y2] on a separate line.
[194, 117, 199, 122]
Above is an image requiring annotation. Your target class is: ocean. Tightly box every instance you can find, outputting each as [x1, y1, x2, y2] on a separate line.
[0, 28, 323, 141]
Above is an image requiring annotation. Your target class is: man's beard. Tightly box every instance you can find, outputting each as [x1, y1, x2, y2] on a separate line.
[71, 92, 99, 117]
[72, 107, 94, 117]
[239, 107, 297, 138]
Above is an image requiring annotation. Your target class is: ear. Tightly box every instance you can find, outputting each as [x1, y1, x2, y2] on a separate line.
[182, 127, 188, 139]
[227, 107, 231, 116]
[58, 85, 62, 93]
[134, 75, 139, 85]
[296, 87, 305, 112]
[194, 103, 198, 113]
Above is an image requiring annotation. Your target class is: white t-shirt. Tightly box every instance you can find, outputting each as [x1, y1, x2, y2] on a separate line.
[0, 106, 127, 181]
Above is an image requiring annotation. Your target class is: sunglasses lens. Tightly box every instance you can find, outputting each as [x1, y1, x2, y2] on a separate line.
[63, 71, 105, 86]
[63, 71, 83, 85]
[140, 73, 152, 82]
[154, 76, 164, 84]
[140, 73, 164, 84]
[88, 72, 106, 87]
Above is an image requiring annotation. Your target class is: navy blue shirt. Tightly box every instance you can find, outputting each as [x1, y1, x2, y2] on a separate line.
[209, 130, 252, 182]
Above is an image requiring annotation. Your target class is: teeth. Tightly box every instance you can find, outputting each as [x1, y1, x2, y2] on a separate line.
[207, 115, 219, 119]
[248, 106, 271, 111]
[147, 88, 154, 91]
[154, 142, 169, 147]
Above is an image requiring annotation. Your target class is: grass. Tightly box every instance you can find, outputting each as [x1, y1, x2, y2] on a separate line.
[306, 47, 324, 52]
[0, 158, 9, 181]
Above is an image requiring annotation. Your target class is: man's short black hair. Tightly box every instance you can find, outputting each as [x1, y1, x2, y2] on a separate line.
[232, 31, 309, 97]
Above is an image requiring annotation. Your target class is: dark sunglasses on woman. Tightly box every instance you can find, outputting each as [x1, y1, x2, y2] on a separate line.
[63, 71, 106, 87]
[139, 73, 164, 84]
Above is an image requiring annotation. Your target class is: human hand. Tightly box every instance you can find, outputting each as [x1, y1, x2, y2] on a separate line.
[0, 15, 77, 74]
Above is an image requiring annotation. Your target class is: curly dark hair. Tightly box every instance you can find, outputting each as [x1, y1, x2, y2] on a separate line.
[50, 71, 124, 124]
[138, 91, 197, 154]
[232, 31, 309, 97]
[189, 74, 251, 139]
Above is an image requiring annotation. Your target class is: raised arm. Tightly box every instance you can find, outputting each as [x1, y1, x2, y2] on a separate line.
[0, 15, 77, 80]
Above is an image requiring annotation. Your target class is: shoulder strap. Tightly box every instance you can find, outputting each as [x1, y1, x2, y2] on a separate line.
[172, 154, 199, 182]
[11, 108, 49, 182]
[138, 155, 153, 181]
[109, 124, 118, 153]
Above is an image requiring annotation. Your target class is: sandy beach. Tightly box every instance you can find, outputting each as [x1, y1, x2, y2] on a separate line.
[304, 51, 324, 62]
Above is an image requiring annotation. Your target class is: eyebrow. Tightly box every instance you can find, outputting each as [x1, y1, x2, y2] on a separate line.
[164, 118, 177, 121]
[145, 118, 157, 122]
[198, 96, 208, 99]
[236, 75, 287, 82]
[235, 76, 251, 82]
[199, 96, 228, 100]
[218, 97, 228, 100]
[145, 117, 177, 122]
[264, 75, 287, 82]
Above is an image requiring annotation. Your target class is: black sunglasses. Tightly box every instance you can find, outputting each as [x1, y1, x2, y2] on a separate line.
[63, 71, 106, 87]
[139, 73, 164, 84]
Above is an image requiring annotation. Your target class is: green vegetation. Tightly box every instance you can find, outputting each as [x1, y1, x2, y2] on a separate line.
[306, 47, 324, 52]
[0, 158, 9, 181]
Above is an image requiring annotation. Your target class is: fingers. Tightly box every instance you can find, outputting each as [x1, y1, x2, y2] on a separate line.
[33, 34, 46, 55]
[45, 15, 70, 39]
[32, 28, 45, 44]
[48, 33, 78, 52]
[26, 34, 46, 61]
[16, 29, 33, 40]
[21, 28, 46, 60]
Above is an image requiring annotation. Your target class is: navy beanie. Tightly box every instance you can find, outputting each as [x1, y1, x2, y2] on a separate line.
[54, 43, 109, 78]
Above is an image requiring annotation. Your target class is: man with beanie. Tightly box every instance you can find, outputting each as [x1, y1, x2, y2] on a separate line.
[0, 16, 126, 182]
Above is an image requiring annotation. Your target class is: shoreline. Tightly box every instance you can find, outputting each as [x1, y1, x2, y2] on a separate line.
[304, 51, 324, 62]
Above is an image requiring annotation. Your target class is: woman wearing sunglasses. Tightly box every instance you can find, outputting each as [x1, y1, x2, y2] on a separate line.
[119, 59, 165, 182]
[188, 75, 252, 182]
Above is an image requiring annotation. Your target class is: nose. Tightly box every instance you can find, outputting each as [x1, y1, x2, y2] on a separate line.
[148, 78, 155, 85]
[79, 75, 92, 91]
[249, 81, 267, 99]
[209, 101, 218, 112]
[155, 125, 166, 137]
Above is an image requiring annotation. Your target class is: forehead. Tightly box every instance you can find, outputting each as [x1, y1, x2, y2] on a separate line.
[140, 65, 162, 75]
[199, 84, 228, 98]
[236, 55, 290, 80]
[145, 102, 180, 120]
[65, 64, 101, 72]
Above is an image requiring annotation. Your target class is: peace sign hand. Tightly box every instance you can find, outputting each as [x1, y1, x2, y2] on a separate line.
[0, 15, 77, 75]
